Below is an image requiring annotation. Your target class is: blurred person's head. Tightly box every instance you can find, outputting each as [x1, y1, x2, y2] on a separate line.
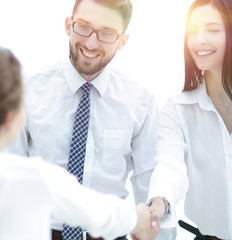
[0, 47, 24, 149]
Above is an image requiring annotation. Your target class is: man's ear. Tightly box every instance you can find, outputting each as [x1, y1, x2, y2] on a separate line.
[65, 17, 72, 36]
[118, 34, 129, 50]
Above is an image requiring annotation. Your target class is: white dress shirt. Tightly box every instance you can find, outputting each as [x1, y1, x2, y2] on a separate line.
[148, 80, 232, 239]
[0, 153, 137, 240]
[7, 59, 158, 230]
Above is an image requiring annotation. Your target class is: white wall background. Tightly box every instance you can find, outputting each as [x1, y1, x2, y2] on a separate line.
[0, 0, 197, 239]
[0, 0, 191, 106]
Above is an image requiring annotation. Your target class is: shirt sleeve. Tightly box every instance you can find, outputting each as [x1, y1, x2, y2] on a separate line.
[147, 98, 189, 228]
[40, 162, 137, 240]
[130, 94, 158, 204]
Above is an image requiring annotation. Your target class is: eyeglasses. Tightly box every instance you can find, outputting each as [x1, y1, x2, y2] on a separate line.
[71, 20, 123, 43]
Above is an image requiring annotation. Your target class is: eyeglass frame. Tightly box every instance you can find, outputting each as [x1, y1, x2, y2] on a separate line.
[70, 18, 124, 44]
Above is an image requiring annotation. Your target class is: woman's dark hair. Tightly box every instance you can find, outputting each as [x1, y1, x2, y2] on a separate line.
[0, 47, 22, 125]
[183, 0, 232, 100]
[72, 0, 133, 32]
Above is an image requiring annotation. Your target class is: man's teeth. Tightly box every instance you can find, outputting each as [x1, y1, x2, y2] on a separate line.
[83, 51, 98, 58]
[197, 50, 214, 56]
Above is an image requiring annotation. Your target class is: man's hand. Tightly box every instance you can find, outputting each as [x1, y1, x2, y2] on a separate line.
[130, 203, 160, 240]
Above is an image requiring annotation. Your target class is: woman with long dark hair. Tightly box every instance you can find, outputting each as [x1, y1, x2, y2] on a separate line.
[148, 0, 232, 239]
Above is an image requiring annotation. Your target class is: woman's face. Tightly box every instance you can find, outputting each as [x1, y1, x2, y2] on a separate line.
[187, 4, 226, 74]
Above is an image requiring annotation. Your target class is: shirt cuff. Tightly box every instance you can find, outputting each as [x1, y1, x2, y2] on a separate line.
[147, 184, 177, 228]
[147, 196, 170, 221]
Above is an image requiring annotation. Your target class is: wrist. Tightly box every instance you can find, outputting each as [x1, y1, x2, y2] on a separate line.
[149, 197, 170, 222]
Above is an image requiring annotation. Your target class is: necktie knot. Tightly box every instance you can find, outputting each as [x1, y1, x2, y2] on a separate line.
[81, 82, 92, 95]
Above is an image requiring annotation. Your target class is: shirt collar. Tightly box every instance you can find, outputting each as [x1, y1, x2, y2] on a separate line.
[174, 79, 216, 112]
[62, 58, 109, 98]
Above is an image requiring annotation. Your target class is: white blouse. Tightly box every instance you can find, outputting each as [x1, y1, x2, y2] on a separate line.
[0, 153, 137, 240]
[148, 80, 232, 239]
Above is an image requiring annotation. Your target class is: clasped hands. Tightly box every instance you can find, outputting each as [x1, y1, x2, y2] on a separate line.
[130, 198, 166, 240]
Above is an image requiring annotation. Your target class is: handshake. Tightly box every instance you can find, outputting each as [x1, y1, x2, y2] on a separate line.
[130, 198, 166, 240]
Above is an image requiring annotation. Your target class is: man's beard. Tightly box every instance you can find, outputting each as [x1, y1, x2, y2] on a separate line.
[69, 42, 116, 76]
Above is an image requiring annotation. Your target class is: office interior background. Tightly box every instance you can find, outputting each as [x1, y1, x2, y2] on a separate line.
[0, 0, 197, 239]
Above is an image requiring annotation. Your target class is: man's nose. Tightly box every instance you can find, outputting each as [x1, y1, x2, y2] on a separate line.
[85, 32, 99, 50]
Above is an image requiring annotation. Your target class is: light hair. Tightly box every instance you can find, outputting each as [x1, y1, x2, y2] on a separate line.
[72, 0, 133, 31]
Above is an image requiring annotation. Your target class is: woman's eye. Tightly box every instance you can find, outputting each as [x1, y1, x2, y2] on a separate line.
[208, 28, 220, 32]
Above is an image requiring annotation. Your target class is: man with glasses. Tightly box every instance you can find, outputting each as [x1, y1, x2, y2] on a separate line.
[8, 0, 165, 239]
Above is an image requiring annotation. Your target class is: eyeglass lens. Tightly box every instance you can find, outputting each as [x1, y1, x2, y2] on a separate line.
[73, 22, 119, 43]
